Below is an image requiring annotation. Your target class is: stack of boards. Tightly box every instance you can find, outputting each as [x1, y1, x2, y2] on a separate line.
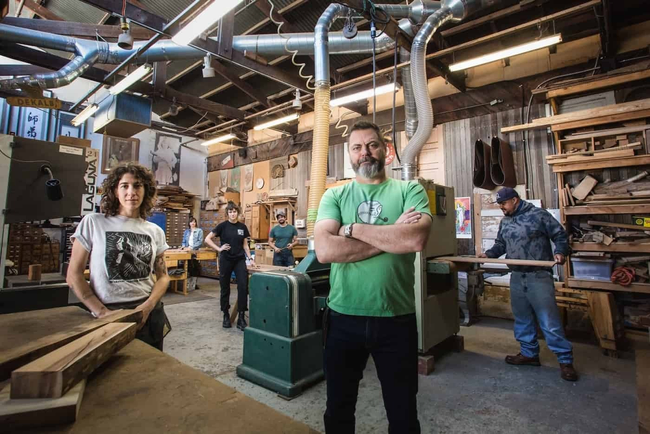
[0, 308, 142, 430]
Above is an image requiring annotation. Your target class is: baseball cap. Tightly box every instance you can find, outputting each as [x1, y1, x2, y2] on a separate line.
[495, 187, 519, 203]
[276, 211, 286, 217]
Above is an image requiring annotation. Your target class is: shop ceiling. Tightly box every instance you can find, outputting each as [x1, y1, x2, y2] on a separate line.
[1, 0, 649, 140]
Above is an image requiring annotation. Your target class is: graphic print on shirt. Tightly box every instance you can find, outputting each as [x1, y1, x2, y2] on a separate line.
[357, 200, 388, 224]
[105, 232, 153, 282]
[237, 229, 244, 236]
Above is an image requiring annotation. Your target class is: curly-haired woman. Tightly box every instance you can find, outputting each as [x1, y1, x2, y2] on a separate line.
[66, 163, 170, 350]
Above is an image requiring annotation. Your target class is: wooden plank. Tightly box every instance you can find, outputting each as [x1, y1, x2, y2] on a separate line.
[570, 278, 650, 294]
[550, 148, 635, 164]
[565, 186, 576, 206]
[552, 155, 650, 173]
[576, 198, 650, 205]
[571, 242, 650, 253]
[586, 291, 619, 350]
[565, 204, 650, 215]
[546, 142, 641, 160]
[0, 379, 85, 430]
[11, 323, 137, 399]
[552, 109, 650, 132]
[547, 69, 650, 99]
[587, 220, 650, 231]
[440, 3, 529, 37]
[556, 296, 588, 304]
[0, 309, 142, 381]
[638, 349, 650, 434]
[571, 175, 598, 200]
[501, 99, 650, 133]
[435, 256, 556, 268]
[562, 125, 649, 141]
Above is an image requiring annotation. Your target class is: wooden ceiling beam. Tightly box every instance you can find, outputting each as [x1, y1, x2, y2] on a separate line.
[22, 0, 64, 21]
[0, 64, 53, 76]
[164, 86, 248, 121]
[209, 59, 276, 109]
[0, 17, 157, 40]
[76, 0, 167, 32]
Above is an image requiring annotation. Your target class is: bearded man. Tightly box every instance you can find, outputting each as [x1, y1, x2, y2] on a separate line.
[314, 121, 432, 434]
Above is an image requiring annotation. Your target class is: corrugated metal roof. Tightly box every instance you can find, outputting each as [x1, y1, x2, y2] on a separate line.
[45, 0, 106, 23]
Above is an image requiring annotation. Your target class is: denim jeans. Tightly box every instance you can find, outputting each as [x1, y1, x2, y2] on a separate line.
[323, 310, 420, 434]
[272, 249, 295, 267]
[510, 270, 573, 363]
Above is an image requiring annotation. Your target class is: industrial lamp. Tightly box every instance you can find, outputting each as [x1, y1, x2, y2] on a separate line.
[41, 165, 63, 201]
[118, 17, 134, 50]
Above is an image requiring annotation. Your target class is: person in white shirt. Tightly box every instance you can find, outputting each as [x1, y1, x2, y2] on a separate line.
[182, 217, 204, 290]
[66, 163, 170, 350]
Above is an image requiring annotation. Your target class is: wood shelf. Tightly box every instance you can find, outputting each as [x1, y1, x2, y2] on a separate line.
[571, 242, 650, 253]
[552, 154, 650, 173]
[568, 278, 650, 294]
[564, 204, 650, 215]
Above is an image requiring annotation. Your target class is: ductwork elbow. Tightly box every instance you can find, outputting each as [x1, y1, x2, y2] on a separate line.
[314, 3, 349, 85]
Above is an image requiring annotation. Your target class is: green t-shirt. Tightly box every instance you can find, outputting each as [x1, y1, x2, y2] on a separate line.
[316, 178, 431, 317]
[269, 224, 298, 248]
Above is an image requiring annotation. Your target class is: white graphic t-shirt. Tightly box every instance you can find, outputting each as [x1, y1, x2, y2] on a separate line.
[72, 213, 169, 304]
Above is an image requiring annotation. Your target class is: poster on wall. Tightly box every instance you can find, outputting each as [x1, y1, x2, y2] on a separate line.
[243, 164, 254, 192]
[455, 197, 472, 239]
[18, 106, 48, 140]
[152, 133, 182, 186]
[231, 166, 241, 191]
[102, 135, 140, 174]
[220, 171, 228, 189]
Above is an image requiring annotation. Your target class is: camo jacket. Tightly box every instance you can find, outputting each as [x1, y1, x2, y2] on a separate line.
[485, 200, 569, 272]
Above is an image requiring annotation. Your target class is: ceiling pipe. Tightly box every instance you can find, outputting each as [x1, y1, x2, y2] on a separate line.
[401, 0, 497, 181]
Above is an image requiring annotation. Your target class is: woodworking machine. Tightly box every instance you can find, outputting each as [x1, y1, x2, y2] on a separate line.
[237, 181, 459, 398]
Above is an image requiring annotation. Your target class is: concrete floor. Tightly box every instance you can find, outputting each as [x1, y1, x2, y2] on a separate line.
[162, 278, 638, 434]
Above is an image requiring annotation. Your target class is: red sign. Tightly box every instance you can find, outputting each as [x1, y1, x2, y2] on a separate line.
[385, 142, 396, 165]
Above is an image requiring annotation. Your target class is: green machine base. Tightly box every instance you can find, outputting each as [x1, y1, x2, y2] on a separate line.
[237, 268, 326, 398]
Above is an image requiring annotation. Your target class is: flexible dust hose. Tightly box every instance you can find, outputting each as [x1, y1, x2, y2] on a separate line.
[400, 48, 418, 141]
[307, 85, 331, 236]
[307, 4, 348, 237]
[401, 7, 455, 180]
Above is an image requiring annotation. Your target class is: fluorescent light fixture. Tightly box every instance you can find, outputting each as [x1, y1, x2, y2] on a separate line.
[330, 82, 400, 107]
[254, 113, 299, 131]
[71, 103, 98, 126]
[202, 134, 236, 146]
[108, 64, 153, 95]
[172, 0, 245, 46]
[449, 34, 562, 72]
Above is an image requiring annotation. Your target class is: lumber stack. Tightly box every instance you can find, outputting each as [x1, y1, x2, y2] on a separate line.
[562, 172, 650, 208]
[0, 308, 140, 429]
[155, 185, 196, 213]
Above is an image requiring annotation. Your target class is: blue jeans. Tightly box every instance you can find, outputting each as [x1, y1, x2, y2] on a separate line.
[510, 270, 573, 363]
[272, 249, 295, 266]
[323, 310, 420, 434]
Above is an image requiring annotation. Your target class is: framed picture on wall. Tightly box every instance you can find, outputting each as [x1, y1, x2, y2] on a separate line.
[18, 106, 49, 140]
[152, 133, 182, 186]
[102, 135, 140, 174]
[56, 111, 85, 139]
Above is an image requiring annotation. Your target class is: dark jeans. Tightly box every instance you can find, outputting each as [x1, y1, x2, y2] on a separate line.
[219, 256, 248, 313]
[188, 258, 201, 277]
[323, 310, 420, 434]
[106, 299, 167, 351]
[273, 249, 295, 266]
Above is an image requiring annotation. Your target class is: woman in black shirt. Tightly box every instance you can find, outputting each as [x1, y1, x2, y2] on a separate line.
[205, 201, 254, 330]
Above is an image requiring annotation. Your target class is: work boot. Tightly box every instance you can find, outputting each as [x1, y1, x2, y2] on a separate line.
[505, 353, 541, 366]
[222, 312, 231, 329]
[560, 363, 578, 381]
[237, 312, 247, 331]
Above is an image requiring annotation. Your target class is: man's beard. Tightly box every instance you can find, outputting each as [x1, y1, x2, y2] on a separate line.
[352, 156, 385, 179]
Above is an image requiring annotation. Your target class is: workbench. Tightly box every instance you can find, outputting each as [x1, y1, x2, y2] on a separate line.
[164, 249, 217, 296]
[1, 307, 317, 434]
